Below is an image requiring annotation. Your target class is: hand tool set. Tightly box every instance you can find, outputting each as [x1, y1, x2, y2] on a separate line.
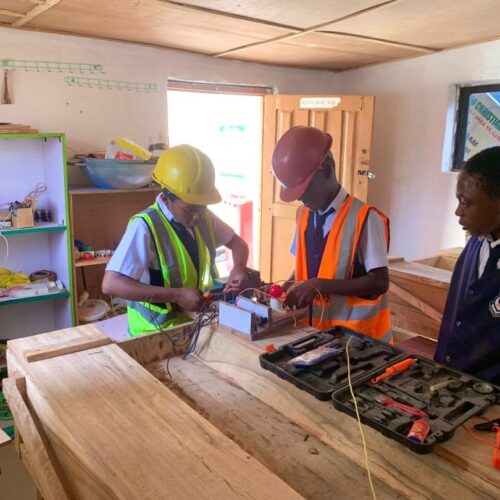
[260, 327, 500, 453]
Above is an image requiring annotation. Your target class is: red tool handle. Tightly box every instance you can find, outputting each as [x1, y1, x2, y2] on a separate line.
[493, 428, 500, 469]
[383, 398, 430, 419]
[371, 358, 417, 384]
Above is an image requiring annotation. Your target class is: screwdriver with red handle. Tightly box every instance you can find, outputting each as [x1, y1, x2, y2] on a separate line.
[371, 358, 417, 384]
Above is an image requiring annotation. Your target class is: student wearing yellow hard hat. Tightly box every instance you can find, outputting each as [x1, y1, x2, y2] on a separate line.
[103, 145, 249, 336]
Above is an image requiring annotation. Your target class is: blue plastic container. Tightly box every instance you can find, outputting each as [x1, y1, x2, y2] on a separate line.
[80, 158, 157, 189]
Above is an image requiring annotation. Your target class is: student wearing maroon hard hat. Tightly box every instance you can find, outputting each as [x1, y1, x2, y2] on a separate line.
[272, 126, 392, 342]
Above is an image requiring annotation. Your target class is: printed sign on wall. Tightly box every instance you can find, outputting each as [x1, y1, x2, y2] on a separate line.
[465, 92, 500, 161]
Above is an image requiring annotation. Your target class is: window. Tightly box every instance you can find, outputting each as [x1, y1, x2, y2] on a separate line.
[451, 84, 500, 171]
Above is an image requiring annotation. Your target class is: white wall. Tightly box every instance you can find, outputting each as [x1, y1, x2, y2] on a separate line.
[333, 39, 500, 259]
[0, 27, 336, 185]
[3, 28, 499, 260]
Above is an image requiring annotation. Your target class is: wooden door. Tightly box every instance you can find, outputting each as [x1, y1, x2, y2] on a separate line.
[260, 94, 375, 283]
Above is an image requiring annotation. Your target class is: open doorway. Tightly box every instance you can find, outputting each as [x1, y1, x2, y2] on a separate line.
[167, 84, 265, 275]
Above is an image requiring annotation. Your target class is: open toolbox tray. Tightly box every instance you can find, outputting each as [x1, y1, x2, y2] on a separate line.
[332, 355, 500, 454]
[259, 326, 405, 401]
[259, 327, 500, 453]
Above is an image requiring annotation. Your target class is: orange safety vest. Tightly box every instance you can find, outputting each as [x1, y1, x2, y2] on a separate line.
[296, 195, 393, 343]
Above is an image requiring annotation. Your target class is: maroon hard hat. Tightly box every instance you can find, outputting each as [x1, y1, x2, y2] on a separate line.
[272, 126, 333, 202]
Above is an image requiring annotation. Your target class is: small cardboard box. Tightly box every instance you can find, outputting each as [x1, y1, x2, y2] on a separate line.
[12, 207, 34, 228]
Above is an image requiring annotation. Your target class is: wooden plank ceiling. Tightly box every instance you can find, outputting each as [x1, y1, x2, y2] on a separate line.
[1, 0, 500, 70]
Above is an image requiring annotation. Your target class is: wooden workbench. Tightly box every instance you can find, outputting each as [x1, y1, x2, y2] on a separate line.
[4, 316, 500, 499]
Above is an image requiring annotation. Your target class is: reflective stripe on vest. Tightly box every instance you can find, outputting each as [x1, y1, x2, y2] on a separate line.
[145, 206, 182, 288]
[296, 195, 392, 342]
[196, 215, 218, 281]
[127, 204, 218, 336]
[128, 300, 170, 325]
[195, 214, 219, 283]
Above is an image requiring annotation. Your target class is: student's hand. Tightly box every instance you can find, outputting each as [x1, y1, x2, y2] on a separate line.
[224, 267, 248, 294]
[176, 287, 204, 312]
[283, 280, 320, 309]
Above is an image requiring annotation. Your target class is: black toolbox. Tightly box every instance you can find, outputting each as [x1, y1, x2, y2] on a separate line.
[259, 327, 403, 400]
[259, 327, 500, 453]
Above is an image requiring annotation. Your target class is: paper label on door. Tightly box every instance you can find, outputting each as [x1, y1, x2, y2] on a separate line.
[300, 97, 341, 109]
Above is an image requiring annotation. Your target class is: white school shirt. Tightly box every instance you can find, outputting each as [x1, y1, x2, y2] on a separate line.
[290, 186, 389, 272]
[478, 235, 500, 278]
[106, 194, 234, 283]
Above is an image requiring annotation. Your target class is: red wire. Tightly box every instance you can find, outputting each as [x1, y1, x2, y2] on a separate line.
[461, 416, 500, 449]
[272, 279, 327, 328]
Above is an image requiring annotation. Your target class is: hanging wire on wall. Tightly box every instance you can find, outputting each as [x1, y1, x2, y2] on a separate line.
[0, 59, 104, 73]
[64, 76, 158, 93]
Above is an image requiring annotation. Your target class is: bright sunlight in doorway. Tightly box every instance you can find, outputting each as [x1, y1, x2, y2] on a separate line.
[167, 88, 263, 275]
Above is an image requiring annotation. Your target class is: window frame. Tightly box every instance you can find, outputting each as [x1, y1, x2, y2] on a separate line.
[451, 83, 500, 172]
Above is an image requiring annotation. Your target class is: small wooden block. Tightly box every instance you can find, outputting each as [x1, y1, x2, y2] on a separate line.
[24, 336, 112, 363]
[12, 208, 34, 229]
[0, 427, 11, 447]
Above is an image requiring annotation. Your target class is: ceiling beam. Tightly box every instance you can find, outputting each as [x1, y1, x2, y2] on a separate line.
[0, 9, 24, 18]
[214, 0, 409, 57]
[160, 1, 301, 32]
[12, 0, 62, 28]
[318, 31, 437, 54]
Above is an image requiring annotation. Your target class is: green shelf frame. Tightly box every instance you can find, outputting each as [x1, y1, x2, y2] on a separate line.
[0, 133, 76, 326]
[1, 224, 67, 236]
[0, 290, 70, 308]
[0, 133, 64, 140]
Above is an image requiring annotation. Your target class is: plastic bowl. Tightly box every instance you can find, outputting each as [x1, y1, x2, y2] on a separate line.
[80, 158, 157, 189]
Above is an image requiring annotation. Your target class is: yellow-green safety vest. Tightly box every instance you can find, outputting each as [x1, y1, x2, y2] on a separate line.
[127, 202, 218, 336]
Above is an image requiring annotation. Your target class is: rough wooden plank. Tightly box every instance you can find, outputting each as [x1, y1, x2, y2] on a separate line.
[118, 326, 191, 366]
[389, 281, 443, 323]
[17, 343, 304, 499]
[195, 325, 500, 499]
[389, 261, 452, 287]
[162, 356, 402, 499]
[389, 301, 441, 341]
[438, 247, 463, 260]
[24, 336, 112, 363]
[2, 377, 69, 499]
[8, 324, 108, 366]
[396, 335, 437, 360]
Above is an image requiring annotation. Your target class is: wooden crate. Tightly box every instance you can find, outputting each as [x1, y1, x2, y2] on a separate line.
[388, 256, 455, 341]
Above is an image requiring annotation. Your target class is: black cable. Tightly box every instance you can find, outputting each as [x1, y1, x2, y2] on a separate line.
[145, 294, 218, 377]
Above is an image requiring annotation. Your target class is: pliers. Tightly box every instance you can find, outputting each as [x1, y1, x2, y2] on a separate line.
[474, 418, 500, 469]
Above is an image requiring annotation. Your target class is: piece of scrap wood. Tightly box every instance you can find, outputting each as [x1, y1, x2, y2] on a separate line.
[3, 377, 69, 499]
[0, 427, 11, 447]
[24, 336, 112, 363]
[389, 281, 443, 323]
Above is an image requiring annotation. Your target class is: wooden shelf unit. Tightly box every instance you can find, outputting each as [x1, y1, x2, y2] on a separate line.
[1, 222, 67, 235]
[74, 256, 111, 268]
[0, 134, 74, 340]
[0, 290, 70, 307]
[69, 186, 160, 323]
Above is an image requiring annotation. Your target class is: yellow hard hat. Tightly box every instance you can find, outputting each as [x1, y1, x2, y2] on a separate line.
[152, 145, 221, 205]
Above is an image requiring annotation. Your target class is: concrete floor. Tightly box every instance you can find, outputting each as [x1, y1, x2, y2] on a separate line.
[0, 443, 36, 500]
